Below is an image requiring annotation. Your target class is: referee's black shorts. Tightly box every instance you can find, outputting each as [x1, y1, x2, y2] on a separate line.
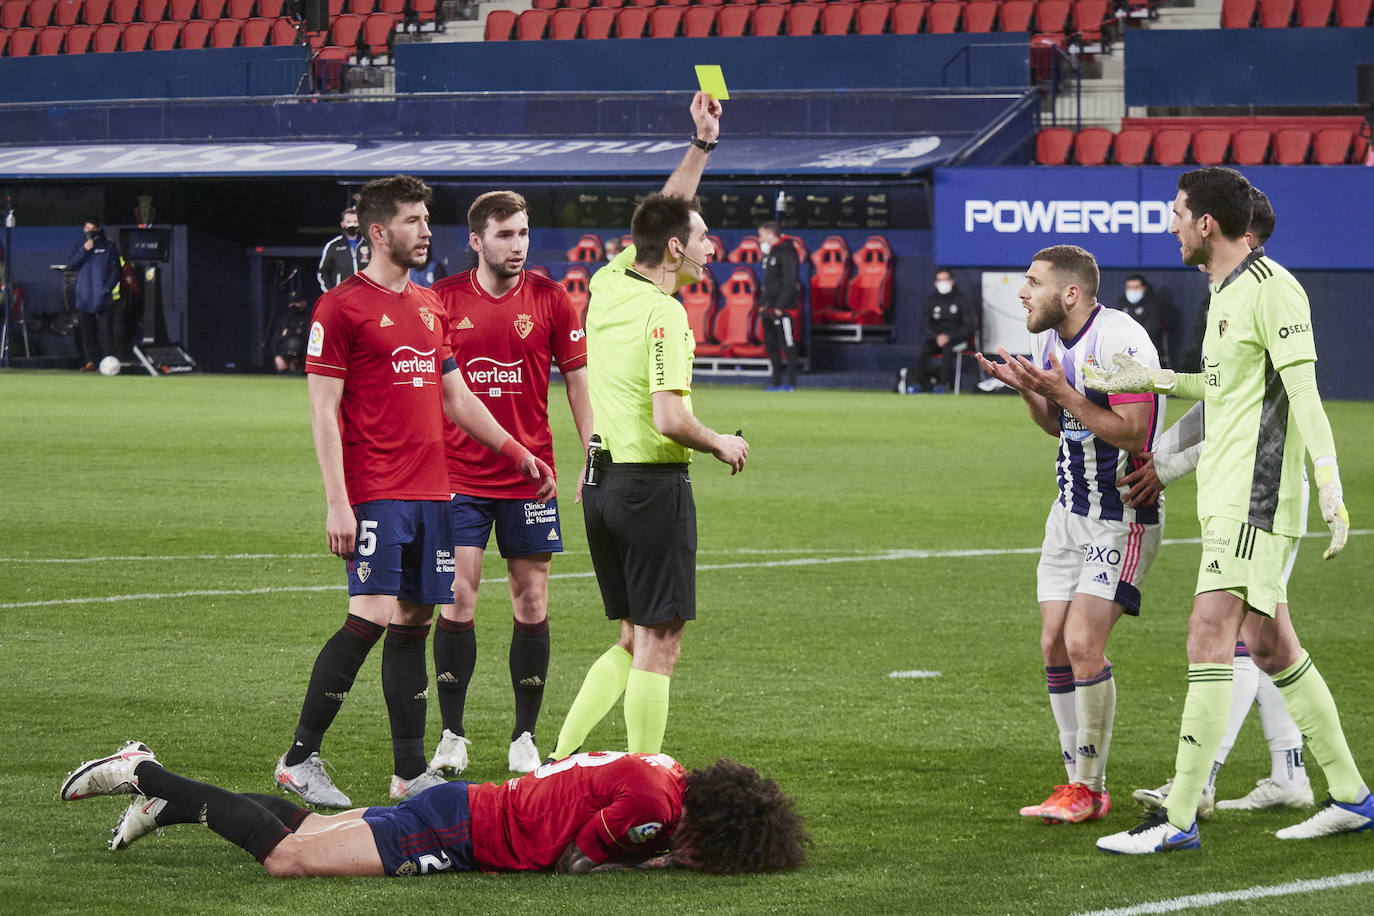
[582, 463, 696, 626]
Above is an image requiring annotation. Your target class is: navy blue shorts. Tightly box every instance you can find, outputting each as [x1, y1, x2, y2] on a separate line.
[347, 500, 455, 605]
[363, 780, 477, 877]
[450, 494, 563, 558]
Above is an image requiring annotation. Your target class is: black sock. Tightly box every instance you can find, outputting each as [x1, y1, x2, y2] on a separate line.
[134, 762, 289, 863]
[510, 616, 550, 741]
[153, 793, 310, 832]
[285, 615, 385, 766]
[433, 616, 476, 737]
[383, 622, 430, 779]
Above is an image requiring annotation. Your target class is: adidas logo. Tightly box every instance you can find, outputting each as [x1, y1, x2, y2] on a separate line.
[1205, 560, 1222, 573]
[379, 314, 394, 328]
[1093, 572, 1111, 586]
[1180, 735, 1200, 747]
[519, 675, 544, 687]
[547, 529, 559, 541]
[437, 671, 458, 684]
[325, 691, 348, 702]
[456, 316, 474, 330]
[412, 688, 429, 701]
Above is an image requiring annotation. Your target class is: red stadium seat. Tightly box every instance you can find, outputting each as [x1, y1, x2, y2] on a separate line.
[346, 0, 374, 12]
[680, 269, 719, 350]
[55, 0, 82, 26]
[209, 18, 240, 45]
[483, 8, 514, 39]
[1295, 0, 1333, 21]
[962, 0, 998, 31]
[360, 12, 392, 52]
[998, 0, 1033, 29]
[110, 0, 137, 21]
[1035, 127, 1074, 165]
[82, 0, 111, 25]
[28, 0, 57, 26]
[565, 233, 604, 262]
[855, 0, 891, 32]
[269, 15, 297, 43]
[65, 22, 94, 49]
[890, 0, 926, 31]
[1035, 0, 1070, 31]
[582, 7, 613, 37]
[328, 11, 362, 46]
[1257, 0, 1295, 24]
[515, 8, 547, 38]
[139, 0, 168, 21]
[1191, 127, 1230, 165]
[240, 16, 271, 45]
[749, 4, 784, 33]
[1221, 0, 1256, 25]
[615, 6, 647, 35]
[1312, 125, 1355, 164]
[820, 1, 854, 33]
[548, 8, 579, 38]
[1231, 128, 1271, 165]
[1334, 0, 1371, 24]
[257, 0, 287, 14]
[716, 268, 764, 358]
[1073, 127, 1114, 165]
[925, 1, 960, 31]
[1272, 127, 1312, 164]
[148, 19, 178, 45]
[716, 5, 748, 34]
[785, 2, 822, 34]
[121, 19, 149, 46]
[843, 236, 893, 324]
[1112, 126, 1152, 165]
[626, 0, 656, 6]
[168, 0, 197, 20]
[1, 2, 26, 29]
[35, 25, 64, 52]
[728, 235, 762, 263]
[225, 0, 255, 15]
[1151, 127, 1191, 166]
[560, 266, 591, 319]
[648, 7, 681, 35]
[809, 236, 850, 321]
[91, 20, 121, 48]
[180, 17, 210, 45]
[6, 25, 36, 53]
[1071, 0, 1109, 43]
[682, 6, 714, 35]
[530, 0, 558, 9]
[202, 0, 227, 15]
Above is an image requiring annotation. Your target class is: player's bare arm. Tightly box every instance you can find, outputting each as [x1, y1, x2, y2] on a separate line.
[441, 369, 557, 502]
[563, 366, 595, 503]
[307, 373, 357, 559]
[661, 91, 721, 199]
[651, 389, 748, 474]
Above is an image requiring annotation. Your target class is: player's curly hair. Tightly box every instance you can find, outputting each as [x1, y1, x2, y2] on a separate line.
[673, 759, 808, 874]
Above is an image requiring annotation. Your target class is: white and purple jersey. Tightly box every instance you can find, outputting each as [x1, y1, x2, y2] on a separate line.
[1034, 305, 1164, 525]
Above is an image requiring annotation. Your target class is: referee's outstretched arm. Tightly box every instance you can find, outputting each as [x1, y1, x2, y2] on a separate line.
[662, 91, 722, 201]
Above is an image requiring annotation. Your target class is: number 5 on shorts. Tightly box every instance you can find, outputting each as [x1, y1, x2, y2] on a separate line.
[357, 519, 378, 556]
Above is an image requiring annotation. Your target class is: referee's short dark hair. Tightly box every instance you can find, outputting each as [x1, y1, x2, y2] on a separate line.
[467, 190, 528, 238]
[1178, 167, 1252, 241]
[357, 175, 433, 238]
[632, 193, 700, 269]
[1248, 186, 1276, 246]
[1032, 244, 1100, 301]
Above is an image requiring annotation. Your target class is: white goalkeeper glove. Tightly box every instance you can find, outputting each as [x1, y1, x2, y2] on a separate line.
[1313, 459, 1349, 560]
[1082, 352, 1176, 395]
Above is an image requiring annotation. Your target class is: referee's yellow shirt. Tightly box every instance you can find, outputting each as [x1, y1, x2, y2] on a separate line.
[586, 245, 695, 464]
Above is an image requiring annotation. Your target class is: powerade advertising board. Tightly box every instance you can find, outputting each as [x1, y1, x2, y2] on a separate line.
[934, 167, 1374, 270]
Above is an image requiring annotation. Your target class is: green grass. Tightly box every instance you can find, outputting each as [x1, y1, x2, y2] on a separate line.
[2, 372, 1371, 915]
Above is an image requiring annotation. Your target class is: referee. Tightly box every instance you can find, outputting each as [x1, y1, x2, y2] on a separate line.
[549, 91, 748, 758]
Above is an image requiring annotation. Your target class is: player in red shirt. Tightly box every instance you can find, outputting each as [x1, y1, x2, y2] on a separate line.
[277, 175, 557, 812]
[63, 744, 809, 877]
[427, 191, 593, 776]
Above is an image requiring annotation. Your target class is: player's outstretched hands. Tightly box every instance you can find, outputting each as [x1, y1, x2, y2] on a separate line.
[1314, 463, 1349, 560]
[1082, 351, 1171, 394]
[714, 432, 748, 475]
[691, 91, 722, 144]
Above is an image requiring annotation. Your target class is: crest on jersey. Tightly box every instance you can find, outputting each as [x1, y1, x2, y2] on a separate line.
[1218, 319, 1228, 338]
[626, 821, 663, 844]
[418, 306, 435, 332]
[514, 313, 534, 339]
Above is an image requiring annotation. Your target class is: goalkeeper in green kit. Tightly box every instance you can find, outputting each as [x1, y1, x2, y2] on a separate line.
[1086, 167, 1368, 855]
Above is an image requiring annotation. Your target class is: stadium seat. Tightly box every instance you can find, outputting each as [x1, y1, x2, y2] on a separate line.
[785, 2, 822, 33]
[1257, 0, 1295, 24]
[28, 0, 57, 26]
[35, 25, 64, 52]
[560, 266, 591, 320]
[346, 0, 374, 12]
[549, 8, 580, 37]
[1220, 0, 1256, 25]
[121, 19, 149, 47]
[1231, 128, 1271, 165]
[854, 0, 891, 32]
[269, 15, 296, 43]
[110, 0, 137, 21]
[925, 1, 960, 31]
[582, 7, 613, 37]
[809, 236, 851, 321]
[180, 17, 210, 45]
[1191, 127, 1231, 165]
[149, 18, 179, 46]
[55, 0, 82, 26]
[1295, 0, 1333, 21]
[1071, 0, 1109, 45]
[962, 1, 999, 31]
[209, 18, 240, 45]
[1, 2, 25, 29]
[728, 236, 762, 263]
[168, 0, 196, 20]
[890, 0, 926, 31]
[360, 11, 392, 54]
[139, 0, 168, 21]
[565, 233, 604, 262]
[5, 24, 32, 53]
[65, 22, 94, 49]
[662, 0, 692, 8]
[225, 0, 255, 15]
[648, 7, 681, 35]
[998, 0, 1033, 29]
[82, 0, 111, 25]
[749, 4, 784, 33]
[716, 5, 748, 35]
[257, 0, 287, 14]
[1035, 127, 1074, 165]
[91, 20, 121, 48]
[1334, 0, 1371, 24]
[842, 236, 893, 325]
[716, 268, 765, 358]
[1151, 127, 1191, 166]
[682, 6, 713, 35]
[240, 16, 271, 45]
[615, 6, 647, 36]
[1112, 126, 1151, 165]
[484, 8, 515, 39]
[680, 269, 719, 351]
[530, 0, 558, 9]
[1035, 0, 1070, 31]
[1072, 127, 1113, 165]
[1312, 125, 1355, 164]
[515, 8, 545, 38]
[328, 11, 362, 46]
[1272, 127, 1312, 164]
[819, 1, 854, 33]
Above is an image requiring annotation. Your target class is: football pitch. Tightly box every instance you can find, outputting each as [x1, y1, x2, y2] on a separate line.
[2, 371, 1371, 915]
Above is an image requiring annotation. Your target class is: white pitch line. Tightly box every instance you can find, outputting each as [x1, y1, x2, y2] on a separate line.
[1072, 868, 1374, 916]
[0, 547, 885, 565]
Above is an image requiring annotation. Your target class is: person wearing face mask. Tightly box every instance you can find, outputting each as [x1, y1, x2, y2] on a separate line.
[1113, 275, 1169, 367]
[756, 222, 800, 391]
[64, 218, 124, 372]
[910, 268, 974, 393]
[317, 207, 373, 292]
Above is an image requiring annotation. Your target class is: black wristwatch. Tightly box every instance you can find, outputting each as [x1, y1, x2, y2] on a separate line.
[690, 134, 718, 153]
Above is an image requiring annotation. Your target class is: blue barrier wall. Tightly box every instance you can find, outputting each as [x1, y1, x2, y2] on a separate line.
[1125, 29, 1372, 107]
[396, 35, 1030, 93]
[0, 46, 308, 104]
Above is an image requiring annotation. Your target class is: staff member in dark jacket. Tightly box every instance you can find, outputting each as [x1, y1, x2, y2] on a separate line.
[317, 207, 371, 292]
[66, 218, 123, 372]
[756, 222, 800, 391]
[912, 268, 974, 393]
[1113, 275, 1170, 368]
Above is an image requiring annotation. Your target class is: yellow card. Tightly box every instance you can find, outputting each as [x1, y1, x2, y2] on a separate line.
[694, 65, 729, 101]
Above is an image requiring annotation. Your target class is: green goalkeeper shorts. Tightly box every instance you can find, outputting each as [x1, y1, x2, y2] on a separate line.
[1195, 516, 1297, 617]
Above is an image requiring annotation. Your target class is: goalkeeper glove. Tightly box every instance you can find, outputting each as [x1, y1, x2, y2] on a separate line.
[1082, 352, 1176, 395]
[1313, 459, 1349, 560]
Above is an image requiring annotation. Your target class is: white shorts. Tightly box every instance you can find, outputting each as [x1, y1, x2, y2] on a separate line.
[1036, 500, 1162, 615]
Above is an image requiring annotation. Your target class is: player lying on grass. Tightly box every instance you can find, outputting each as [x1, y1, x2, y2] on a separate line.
[62, 743, 807, 877]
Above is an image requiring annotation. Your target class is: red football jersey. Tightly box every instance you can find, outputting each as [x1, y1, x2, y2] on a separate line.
[304, 273, 453, 504]
[467, 751, 685, 872]
[432, 269, 587, 498]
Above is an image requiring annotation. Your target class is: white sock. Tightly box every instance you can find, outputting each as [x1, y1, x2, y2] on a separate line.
[1047, 666, 1076, 782]
[1073, 665, 1115, 793]
[1215, 649, 1260, 768]
[1256, 668, 1307, 786]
